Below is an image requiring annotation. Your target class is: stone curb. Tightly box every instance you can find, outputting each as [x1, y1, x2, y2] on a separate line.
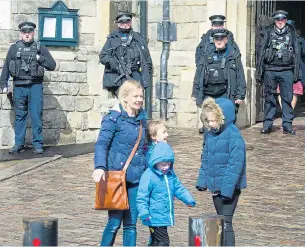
[0, 155, 63, 182]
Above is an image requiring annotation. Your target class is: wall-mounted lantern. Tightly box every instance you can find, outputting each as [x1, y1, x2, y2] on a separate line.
[38, 0, 79, 46]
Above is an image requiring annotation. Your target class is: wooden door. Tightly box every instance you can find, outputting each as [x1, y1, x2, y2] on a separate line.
[255, 0, 276, 122]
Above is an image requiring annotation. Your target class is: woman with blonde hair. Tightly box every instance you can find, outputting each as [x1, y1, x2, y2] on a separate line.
[92, 79, 147, 246]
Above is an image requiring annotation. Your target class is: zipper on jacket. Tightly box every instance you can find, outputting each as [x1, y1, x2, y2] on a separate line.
[164, 175, 174, 226]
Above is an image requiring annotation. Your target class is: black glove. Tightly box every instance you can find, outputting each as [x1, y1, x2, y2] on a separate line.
[196, 186, 207, 192]
[109, 58, 119, 72]
[130, 60, 140, 71]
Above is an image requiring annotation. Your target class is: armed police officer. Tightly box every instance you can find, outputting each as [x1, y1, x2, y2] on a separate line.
[195, 15, 240, 67]
[192, 29, 246, 112]
[256, 10, 301, 135]
[0, 22, 56, 154]
[99, 12, 153, 96]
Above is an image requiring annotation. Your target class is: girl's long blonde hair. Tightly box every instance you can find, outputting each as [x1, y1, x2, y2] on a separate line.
[200, 97, 225, 129]
[118, 79, 144, 111]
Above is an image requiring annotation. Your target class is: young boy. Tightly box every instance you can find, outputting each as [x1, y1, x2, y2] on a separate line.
[137, 142, 196, 246]
[196, 97, 247, 247]
[146, 120, 169, 161]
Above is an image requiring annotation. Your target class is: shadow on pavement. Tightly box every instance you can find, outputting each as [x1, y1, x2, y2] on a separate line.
[0, 142, 95, 162]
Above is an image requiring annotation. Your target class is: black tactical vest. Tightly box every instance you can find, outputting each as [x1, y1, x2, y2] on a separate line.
[118, 32, 141, 71]
[269, 28, 294, 66]
[204, 53, 228, 96]
[9, 41, 44, 80]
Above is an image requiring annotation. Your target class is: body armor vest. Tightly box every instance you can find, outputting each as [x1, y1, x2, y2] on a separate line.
[9, 41, 44, 80]
[268, 28, 294, 66]
[118, 32, 141, 72]
[204, 52, 228, 96]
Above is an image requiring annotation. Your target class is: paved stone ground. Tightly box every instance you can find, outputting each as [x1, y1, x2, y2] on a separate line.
[0, 117, 305, 246]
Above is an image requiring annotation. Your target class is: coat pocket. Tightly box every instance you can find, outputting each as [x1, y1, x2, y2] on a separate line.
[111, 153, 125, 171]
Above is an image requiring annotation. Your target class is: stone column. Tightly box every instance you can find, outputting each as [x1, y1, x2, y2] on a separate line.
[226, 0, 252, 127]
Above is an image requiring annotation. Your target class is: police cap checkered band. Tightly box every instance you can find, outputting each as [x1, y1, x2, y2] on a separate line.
[211, 28, 228, 38]
[116, 12, 132, 23]
[18, 21, 36, 32]
[272, 10, 288, 19]
[209, 15, 226, 23]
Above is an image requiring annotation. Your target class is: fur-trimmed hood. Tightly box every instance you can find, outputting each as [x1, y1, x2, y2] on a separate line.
[201, 97, 235, 133]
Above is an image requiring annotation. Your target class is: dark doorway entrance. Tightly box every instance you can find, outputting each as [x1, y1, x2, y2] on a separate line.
[275, 1, 305, 111]
[254, 0, 305, 122]
[276, 1, 305, 36]
[276, 1, 305, 113]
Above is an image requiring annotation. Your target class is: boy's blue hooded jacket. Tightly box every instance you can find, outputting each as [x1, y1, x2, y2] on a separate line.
[196, 98, 247, 198]
[137, 142, 196, 227]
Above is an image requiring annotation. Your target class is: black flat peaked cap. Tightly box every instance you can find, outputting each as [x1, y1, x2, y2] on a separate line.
[272, 10, 288, 19]
[211, 28, 229, 38]
[18, 21, 36, 32]
[209, 15, 226, 25]
[116, 12, 133, 22]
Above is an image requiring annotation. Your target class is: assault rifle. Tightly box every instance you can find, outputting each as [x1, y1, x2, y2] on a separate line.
[113, 52, 133, 84]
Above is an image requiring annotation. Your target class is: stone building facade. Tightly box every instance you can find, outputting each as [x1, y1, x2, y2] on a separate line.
[0, 0, 254, 148]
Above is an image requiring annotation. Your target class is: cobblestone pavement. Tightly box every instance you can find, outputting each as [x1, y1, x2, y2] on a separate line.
[0, 117, 305, 246]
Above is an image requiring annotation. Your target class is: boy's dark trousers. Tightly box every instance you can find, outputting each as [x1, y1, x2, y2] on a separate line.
[149, 226, 169, 246]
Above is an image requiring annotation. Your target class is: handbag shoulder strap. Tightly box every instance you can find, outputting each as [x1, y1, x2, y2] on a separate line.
[122, 121, 143, 172]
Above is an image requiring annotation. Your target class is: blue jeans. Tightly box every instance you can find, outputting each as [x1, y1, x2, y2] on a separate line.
[100, 183, 138, 246]
[13, 83, 43, 149]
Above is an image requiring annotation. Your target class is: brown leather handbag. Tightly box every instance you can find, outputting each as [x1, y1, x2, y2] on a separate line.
[94, 122, 143, 210]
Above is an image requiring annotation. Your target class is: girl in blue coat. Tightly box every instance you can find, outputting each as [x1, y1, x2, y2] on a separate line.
[196, 97, 247, 247]
[92, 80, 147, 246]
[137, 142, 196, 246]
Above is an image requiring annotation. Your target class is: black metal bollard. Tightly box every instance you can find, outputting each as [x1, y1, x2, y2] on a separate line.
[189, 214, 225, 246]
[23, 217, 58, 246]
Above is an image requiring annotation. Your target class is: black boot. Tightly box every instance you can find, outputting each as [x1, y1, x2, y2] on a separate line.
[260, 127, 272, 134]
[283, 127, 296, 135]
[9, 145, 25, 154]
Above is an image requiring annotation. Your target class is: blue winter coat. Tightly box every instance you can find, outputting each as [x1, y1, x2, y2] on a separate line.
[94, 104, 147, 184]
[196, 98, 247, 198]
[137, 142, 196, 227]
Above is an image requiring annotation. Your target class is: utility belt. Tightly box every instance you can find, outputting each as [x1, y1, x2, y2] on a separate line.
[13, 79, 42, 86]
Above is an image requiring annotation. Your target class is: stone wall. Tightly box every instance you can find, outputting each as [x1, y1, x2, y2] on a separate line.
[0, 0, 253, 148]
[147, 0, 208, 128]
[147, 0, 252, 128]
[0, 0, 113, 148]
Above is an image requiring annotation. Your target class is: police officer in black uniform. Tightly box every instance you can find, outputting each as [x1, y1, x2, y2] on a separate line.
[0, 22, 56, 154]
[192, 29, 246, 111]
[256, 10, 301, 135]
[195, 15, 240, 67]
[194, 15, 242, 133]
[99, 12, 153, 96]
